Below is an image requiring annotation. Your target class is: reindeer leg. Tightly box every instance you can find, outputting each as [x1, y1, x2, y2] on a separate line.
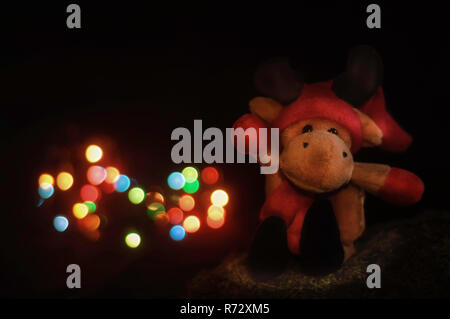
[351, 163, 424, 206]
[330, 184, 366, 263]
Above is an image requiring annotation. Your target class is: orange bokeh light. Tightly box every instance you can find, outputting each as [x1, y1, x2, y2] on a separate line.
[78, 214, 101, 231]
[154, 212, 169, 227]
[207, 215, 225, 229]
[179, 195, 195, 212]
[56, 172, 74, 191]
[183, 215, 200, 233]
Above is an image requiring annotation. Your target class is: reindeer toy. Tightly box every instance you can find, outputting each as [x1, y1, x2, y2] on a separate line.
[233, 46, 424, 272]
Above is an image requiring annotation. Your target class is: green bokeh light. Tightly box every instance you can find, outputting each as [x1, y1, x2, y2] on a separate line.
[183, 179, 200, 194]
[84, 201, 97, 213]
[128, 187, 145, 204]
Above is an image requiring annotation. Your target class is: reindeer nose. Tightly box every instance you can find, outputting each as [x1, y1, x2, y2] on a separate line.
[303, 142, 309, 148]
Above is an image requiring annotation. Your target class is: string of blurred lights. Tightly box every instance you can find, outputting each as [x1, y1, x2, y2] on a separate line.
[37, 144, 229, 249]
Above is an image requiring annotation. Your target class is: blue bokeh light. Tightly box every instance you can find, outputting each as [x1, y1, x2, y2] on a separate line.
[167, 172, 185, 190]
[53, 216, 69, 232]
[169, 225, 186, 241]
[114, 174, 131, 193]
[38, 183, 54, 199]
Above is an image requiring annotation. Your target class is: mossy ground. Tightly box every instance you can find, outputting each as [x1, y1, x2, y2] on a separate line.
[189, 210, 450, 298]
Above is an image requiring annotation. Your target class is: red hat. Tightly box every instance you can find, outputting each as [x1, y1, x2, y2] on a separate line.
[271, 81, 363, 153]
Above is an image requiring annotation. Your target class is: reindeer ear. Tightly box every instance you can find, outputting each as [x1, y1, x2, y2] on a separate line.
[249, 97, 283, 124]
[333, 45, 383, 107]
[253, 60, 303, 105]
[353, 108, 383, 147]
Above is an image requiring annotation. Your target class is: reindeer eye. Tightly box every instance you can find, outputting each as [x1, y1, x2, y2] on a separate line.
[328, 128, 338, 135]
[302, 125, 313, 133]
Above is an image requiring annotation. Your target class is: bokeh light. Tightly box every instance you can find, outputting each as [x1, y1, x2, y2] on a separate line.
[38, 183, 54, 199]
[211, 189, 229, 207]
[83, 229, 101, 242]
[167, 172, 185, 190]
[179, 195, 195, 212]
[53, 216, 69, 232]
[85, 145, 103, 163]
[114, 174, 130, 192]
[169, 225, 186, 241]
[170, 194, 180, 204]
[183, 180, 200, 194]
[125, 232, 141, 248]
[56, 172, 73, 191]
[80, 184, 100, 202]
[167, 207, 184, 224]
[147, 202, 165, 219]
[154, 212, 169, 227]
[207, 205, 225, 221]
[84, 201, 96, 213]
[78, 214, 101, 232]
[128, 187, 145, 204]
[87, 166, 107, 185]
[73, 203, 89, 219]
[183, 215, 201, 233]
[201, 167, 219, 185]
[145, 191, 165, 206]
[207, 215, 225, 229]
[101, 182, 116, 194]
[39, 173, 54, 186]
[182, 166, 198, 183]
[37, 198, 44, 207]
[105, 166, 120, 184]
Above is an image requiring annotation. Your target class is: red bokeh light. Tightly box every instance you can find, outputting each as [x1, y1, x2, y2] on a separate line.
[80, 184, 101, 202]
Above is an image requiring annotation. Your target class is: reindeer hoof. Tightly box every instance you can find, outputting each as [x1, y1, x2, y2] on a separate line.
[247, 216, 290, 278]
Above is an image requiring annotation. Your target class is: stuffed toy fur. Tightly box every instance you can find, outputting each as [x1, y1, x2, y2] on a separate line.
[233, 46, 424, 271]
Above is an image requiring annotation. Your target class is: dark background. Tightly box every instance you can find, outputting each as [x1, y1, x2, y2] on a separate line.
[1, 1, 449, 298]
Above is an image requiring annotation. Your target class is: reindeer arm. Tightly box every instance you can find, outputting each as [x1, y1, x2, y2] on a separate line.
[351, 163, 424, 206]
[233, 113, 284, 196]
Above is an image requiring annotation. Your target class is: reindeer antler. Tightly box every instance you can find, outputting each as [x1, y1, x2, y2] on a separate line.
[253, 59, 303, 105]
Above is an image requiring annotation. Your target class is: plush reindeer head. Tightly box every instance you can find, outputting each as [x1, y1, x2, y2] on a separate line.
[250, 48, 383, 194]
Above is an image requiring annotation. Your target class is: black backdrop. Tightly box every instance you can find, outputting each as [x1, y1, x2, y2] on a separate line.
[1, 2, 449, 298]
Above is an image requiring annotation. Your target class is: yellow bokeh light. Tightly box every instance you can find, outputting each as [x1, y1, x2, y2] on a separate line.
[183, 215, 200, 233]
[56, 172, 73, 191]
[207, 205, 225, 221]
[125, 233, 141, 248]
[85, 145, 103, 163]
[105, 167, 120, 184]
[211, 189, 229, 207]
[73, 203, 89, 219]
[39, 173, 54, 186]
